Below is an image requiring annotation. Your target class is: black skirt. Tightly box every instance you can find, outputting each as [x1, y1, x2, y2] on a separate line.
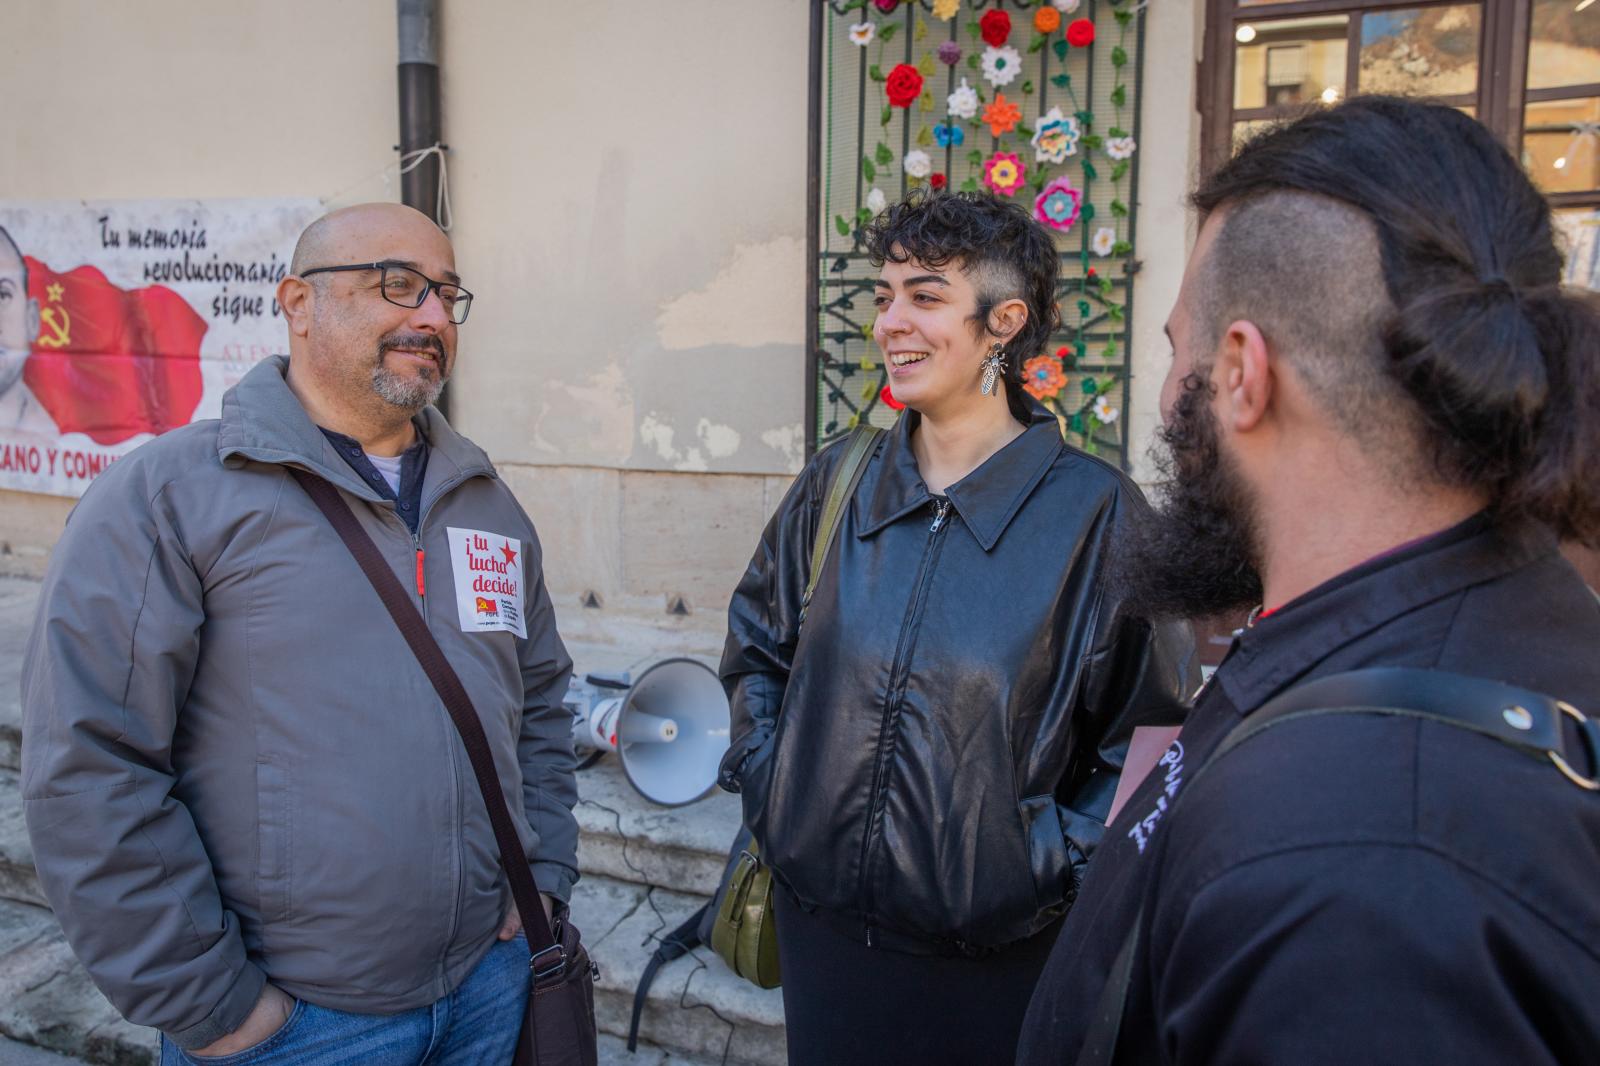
[774, 890, 1063, 1066]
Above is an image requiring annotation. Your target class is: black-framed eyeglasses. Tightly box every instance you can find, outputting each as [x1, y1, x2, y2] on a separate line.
[298, 261, 474, 325]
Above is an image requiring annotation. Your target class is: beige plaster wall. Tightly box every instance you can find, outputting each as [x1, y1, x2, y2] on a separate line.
[1126, 0, 1205, 487]
[0, 0, 1196, 646]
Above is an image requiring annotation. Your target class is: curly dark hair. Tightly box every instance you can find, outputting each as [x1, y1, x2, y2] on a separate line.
[864, 190, 1061, 416]
[1194, 95, 1600, 546]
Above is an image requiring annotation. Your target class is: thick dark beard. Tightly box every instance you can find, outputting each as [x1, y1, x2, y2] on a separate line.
[1113, 371, 1264, 620]
[371, 331, 447, 410]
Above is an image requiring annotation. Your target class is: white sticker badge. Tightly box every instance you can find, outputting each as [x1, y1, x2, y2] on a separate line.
[447, 527, 526, 638]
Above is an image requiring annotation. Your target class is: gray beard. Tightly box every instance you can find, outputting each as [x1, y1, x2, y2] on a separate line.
[371, 363, 445, 410]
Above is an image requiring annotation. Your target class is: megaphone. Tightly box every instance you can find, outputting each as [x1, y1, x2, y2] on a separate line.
[565, 658, 731, 807]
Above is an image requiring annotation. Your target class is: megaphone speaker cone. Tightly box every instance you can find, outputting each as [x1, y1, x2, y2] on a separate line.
[616, 657, 730, 807]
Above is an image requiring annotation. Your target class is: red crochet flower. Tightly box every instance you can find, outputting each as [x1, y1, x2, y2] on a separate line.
[880, 384, 905, 411]
[1066, 18, 1095, 47]
[885, 63, 924, 108]
[980, 10, 1011, 47]
[929, 172, 948, 190]
[873, 0, 899, 10]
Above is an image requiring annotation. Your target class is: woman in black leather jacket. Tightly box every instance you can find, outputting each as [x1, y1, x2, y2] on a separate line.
[718, 192, 1195, 1065]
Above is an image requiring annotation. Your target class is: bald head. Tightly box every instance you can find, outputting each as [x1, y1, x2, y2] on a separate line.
[290, 203, 450, 277]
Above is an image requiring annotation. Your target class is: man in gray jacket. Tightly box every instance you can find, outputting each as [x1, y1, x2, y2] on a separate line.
[21, 203, 579, 1064]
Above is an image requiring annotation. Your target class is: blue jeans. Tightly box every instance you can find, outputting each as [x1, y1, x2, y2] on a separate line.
[161, 934, 528, 1066]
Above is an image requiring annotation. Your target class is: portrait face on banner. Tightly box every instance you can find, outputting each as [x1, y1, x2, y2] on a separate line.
[0, 199, 321, 496]
[0, 228, 37, 395]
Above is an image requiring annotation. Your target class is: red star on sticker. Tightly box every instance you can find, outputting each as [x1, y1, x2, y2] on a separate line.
[500, 542, 518, 566]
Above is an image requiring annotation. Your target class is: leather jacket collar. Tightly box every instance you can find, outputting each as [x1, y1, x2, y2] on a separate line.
[857, 398, 1065, 552]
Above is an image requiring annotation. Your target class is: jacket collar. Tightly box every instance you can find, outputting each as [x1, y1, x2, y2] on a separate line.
[856, 398, 1064, 552]
[1217, 512, 1560, 713]
[216, 355, 495, 504]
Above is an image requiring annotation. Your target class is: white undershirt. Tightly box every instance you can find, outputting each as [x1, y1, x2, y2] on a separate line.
[366, 451, 403, 495]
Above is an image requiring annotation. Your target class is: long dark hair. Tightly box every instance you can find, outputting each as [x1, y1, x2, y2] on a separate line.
[1195, 96, 1600, 545]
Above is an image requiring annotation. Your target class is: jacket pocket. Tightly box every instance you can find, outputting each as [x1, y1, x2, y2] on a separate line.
[1019, 795, 1070, 910]
[256, 759, 293, 927]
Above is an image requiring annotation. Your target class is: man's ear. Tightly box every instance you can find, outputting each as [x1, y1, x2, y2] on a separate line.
[988, 298, 1030, 346]
[276, 276, 314, 339]
[25, 298, 38, 344]
[1216, 318, 1272, 433]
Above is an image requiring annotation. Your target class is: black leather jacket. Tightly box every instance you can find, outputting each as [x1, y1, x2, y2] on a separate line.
[719, 404, 1196, 952]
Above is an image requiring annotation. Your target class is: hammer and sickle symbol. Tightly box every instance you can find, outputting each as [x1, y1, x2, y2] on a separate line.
[37, 306, 71, 349]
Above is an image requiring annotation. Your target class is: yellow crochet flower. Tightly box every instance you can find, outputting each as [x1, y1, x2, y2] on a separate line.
[932, 0, 960, 20]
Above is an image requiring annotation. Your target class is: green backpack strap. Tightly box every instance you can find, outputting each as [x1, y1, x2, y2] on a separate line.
[800, 425, 883, 625]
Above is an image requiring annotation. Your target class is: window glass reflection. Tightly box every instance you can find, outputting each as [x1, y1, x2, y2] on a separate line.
[1358, 5, 1482, 97]
[1528, 0, 1600, 92]
[1523, 97, 1600, 194]
[1234, 16, 1348, 109]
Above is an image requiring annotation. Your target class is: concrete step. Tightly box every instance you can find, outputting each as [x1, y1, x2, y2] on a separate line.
[0, 577, 31, 774]
[0, 770, 39, 908]
[0, 898, 156, 1065]
[573, 874, 785, 1066]
[575, 758, 741, 900]
[0, 889, 767, 1066]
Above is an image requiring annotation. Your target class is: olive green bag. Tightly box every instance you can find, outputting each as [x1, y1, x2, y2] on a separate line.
[708, 425, 883, 989]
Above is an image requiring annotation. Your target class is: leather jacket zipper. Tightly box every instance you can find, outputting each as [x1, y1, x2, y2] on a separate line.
[857, 496, 953, 938]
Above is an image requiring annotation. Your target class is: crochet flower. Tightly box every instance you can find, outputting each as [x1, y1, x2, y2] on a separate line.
[1022, 355, 1067, 401]
[1034, 7, 1062, 33]
[1034, 175, 1082, 230]
[1031, 106, 1080, 163]
[932, 0, 960, 19]
[947, 78, 979, 119]
[867, 187, 888, 215]
[983, 93, 1022, 137]
[937, 40, 963, 65]
[1092, 226, 1116, 257]
[930, 172, 947, 189]
[1052, 0, 1082, 11]
[1093, 393, 1120, 424]
[935, 122, 965, 148]
[1067, 18, 1095, 47]
[880, 383, 905, 411]
[849, 21, 875, 46]
[1106, 136, 1138, 160]
[979, 10, 1012, 47]
[903, 149, 933, 178]
[886, 64, 924, 108]
[981, 45, 1023, 87]
[873, 0, 899, 11]
[982, 151, 1026, 196]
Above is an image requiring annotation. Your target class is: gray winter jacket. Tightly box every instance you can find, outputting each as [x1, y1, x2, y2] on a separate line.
[20, 356, 579, 1050]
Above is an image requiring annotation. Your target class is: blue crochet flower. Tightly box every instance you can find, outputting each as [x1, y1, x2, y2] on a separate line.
[934, 123, 965, 149]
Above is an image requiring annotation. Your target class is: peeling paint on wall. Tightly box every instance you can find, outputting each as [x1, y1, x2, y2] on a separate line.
[760, 423, 805, 473]
[655, 237, 806, 351]
[529, 362, 635, 463]
[638, 412, 746, 473]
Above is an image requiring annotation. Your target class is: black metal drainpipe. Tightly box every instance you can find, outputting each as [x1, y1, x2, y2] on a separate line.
[396, 0, 449, 418]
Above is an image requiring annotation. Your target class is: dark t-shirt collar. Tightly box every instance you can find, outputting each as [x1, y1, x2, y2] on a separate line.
[1216, 513, 1558, 714]
[318, 421, 431, 534]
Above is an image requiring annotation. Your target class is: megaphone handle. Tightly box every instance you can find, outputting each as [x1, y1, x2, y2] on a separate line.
[290, 469, 560, 957]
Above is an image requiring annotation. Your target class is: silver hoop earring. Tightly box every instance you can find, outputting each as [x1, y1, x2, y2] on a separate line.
[980, 343, 1006, 396]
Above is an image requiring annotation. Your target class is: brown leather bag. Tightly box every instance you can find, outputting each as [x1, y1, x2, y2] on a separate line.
[293, 469, 598, 1066]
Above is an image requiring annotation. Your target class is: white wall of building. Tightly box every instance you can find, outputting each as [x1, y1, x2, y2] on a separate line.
[0, 0, 1199, 647]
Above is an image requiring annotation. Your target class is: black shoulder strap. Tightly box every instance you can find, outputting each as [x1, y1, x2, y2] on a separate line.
[627, 904, 707, 1052]
[1074, 667, 1599, 1066]
[289, 469, 562, 971]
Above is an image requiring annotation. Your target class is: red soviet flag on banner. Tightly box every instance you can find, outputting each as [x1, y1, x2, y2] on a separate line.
[22, 257, 207, 444]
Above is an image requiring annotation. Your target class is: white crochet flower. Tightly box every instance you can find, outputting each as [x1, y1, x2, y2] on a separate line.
[903, 150, 933, 178]
[1106, 136, 1138, 160]
[947, 78, 979, 120]
[849, 21, 875, 46]
[981, 45, 1023, 87]
[1052, 0, 1082, 12]
[1092, 226, 1116, 257]
[1093, 393, 1120, 424]
[866, 187, 888, 214]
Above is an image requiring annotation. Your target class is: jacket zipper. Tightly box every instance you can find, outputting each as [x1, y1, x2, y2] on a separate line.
[858, 496, 953, 944]
[413, 532, 426, 600]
